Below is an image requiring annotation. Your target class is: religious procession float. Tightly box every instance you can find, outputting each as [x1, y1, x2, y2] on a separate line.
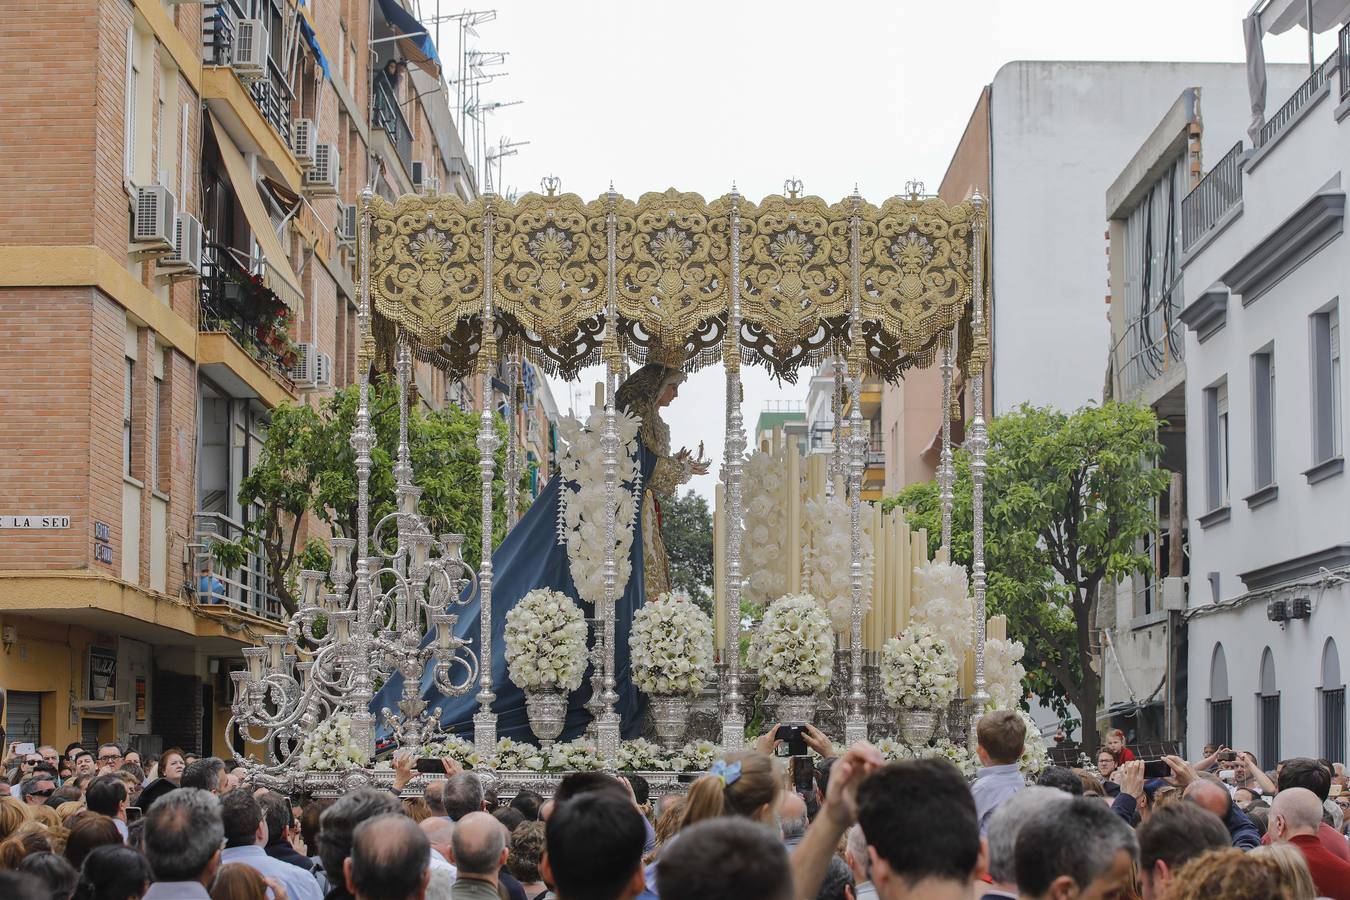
[225, 178, 1042, 798]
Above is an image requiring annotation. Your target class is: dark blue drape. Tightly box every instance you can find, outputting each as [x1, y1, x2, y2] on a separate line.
[373, 444, 654, 744]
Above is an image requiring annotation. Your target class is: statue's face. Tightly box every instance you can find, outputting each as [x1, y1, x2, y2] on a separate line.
[658, 382, 680, 408]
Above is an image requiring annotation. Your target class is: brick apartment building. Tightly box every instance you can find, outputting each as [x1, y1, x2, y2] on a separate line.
[0, 0, 550, 758]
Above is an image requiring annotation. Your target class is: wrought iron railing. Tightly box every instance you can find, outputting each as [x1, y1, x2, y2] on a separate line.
[199, 242, 296, 387]
[192, 511, 284, 620]
[1181, 142, 1244, 252]
[373, 71, 413, 175]
[1258, 51, 1336, 148]
[1340, 22, 1350, 100]
[203, 1, 294, 149]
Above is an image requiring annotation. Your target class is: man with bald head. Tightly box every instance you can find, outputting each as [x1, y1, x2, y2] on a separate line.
[1270, 787, 1350, 899]
[778, 792, 808, 850]
[347, 814, 430, 900]
[420, 817, 457, 877]
[450, 812, 507, 900]
[1183, 777, 1261, 850]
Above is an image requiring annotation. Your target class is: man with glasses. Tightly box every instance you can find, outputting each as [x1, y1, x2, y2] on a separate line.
[97, 743, 123, 775]
[19, 771, 56, 806]
[9, 753, 42, 798]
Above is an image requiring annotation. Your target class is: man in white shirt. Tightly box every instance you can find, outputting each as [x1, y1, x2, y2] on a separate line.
[421, 817, 458, 879]
[143, 789, 224, 900]
[219, 789, 323, 900]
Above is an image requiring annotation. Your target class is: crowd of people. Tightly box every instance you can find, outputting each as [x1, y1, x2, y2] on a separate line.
[0, 721, 1347, 900]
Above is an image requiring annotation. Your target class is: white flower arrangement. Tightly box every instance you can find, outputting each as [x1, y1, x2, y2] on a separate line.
[504, 589, 588, 692]
[983, 637, 1028, 712]
[617, 738, 669, 772]
[546, 741, 604, 772]
[557, 408, 642, 606]
[803, 491, 873, 631]
[293, 713, 366, 771]
[489, 737, 547, 771]
[630, 590, 715, 695]
[1018, 710, 1050, 776]
[741, 449, 793, 607]
[670, 740, 722, 773]
[419, 734, 481, 768]
[881, 623, 959, 710]
[909, 560, 974, 659]
[924, 739, 979, 778]
[748, 593, 835, 694]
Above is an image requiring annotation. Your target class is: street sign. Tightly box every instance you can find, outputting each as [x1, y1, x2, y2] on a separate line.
[0, 515, 70, 529]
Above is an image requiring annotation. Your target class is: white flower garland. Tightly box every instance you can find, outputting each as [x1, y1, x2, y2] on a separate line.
[803, 491, 874, 631]
[504, 589, 588, 692]
[983, 637, 1028, 712]
[881, 623, 959, 710]
[293, 713, 366, 772]
[909, 560, 974, 659]
[748, 593, 835, 694]
[741, 449, 792, 607]
[1018, 710, 1050, 775]
[556, 408, 641, 606]
[873, 736, 978, 777]
[630, 590, 715, 695]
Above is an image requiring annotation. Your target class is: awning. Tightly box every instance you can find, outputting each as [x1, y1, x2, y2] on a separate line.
[1255, 0, 1350, 34]
[377, 0, 441, 76]
[296, 0, 332, 80]
[207, 112, 305, 311]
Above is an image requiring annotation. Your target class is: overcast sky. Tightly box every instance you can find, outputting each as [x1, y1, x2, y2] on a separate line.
[421, 0, 1329, 500]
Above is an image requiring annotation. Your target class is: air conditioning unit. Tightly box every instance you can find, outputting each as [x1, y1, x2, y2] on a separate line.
[289, 342, 318, 386]
[421, 175, 440, 195]
[315, 352, 333, 388]
[304, 143, 338, 194]
[292, 118, 316, 166]
[336, 202, 357, 246]
[133, 184, 178, 249]
[231, 19, 268, 80]
[159, 212, 204, 274]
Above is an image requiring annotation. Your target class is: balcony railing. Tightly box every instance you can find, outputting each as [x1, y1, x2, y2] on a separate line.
[193, 511, 284, 620]
[372, 71, 413, 175]
[199, 242, 297, 387]
[1341, 22, 1350, 100]
[1181, 141, 1244, 253]
[1258, 51, 1336, 148]
[203, 1, 294, 149]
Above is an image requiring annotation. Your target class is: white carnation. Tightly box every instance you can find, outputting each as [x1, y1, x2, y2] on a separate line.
[504, 589, 587, 691]
[749, 593, 835, 694]
[880, 623, 958, 710]
[630, 590, 715, 695]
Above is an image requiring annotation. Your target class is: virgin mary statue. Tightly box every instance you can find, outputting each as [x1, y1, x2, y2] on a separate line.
[373, 362, 707, 744]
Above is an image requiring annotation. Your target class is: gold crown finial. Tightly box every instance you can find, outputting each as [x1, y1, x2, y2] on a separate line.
[647, 341, 687, 370]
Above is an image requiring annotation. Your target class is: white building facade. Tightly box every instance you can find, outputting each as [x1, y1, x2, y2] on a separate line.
[1179, 43, 1350, 765]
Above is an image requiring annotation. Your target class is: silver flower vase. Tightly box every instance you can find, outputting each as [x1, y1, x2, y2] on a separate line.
[650, 694, 692, 752]
[898, 707, 940, 746]
[524, 688, 567, 747]
[777, 691, 819, 725]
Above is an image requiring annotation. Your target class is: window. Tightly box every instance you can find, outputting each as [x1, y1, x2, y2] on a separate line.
[1259, 648, 1280, 769]
[123, 358, 135, 477]
[1312, 305, 1342, 463]
[1204, 380, 1230, 510]
[123, 27, 137, 180]
[1323, 639, 1345, 764]
[150, 374, 163, 491]
[1209, 643, 1232, 748]
[1252, 349, 1276, 488]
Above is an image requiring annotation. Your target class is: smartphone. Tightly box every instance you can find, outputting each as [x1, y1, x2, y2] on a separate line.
[415, 757, 447, 774]
[125, 807, 142, 824]
[1142, 760, 1171, 779]
[774, 725, 808, 757]
[1219, 768, 1236, 782]
[1332, 784, 1343, 798]
[790, 757, 815, 794]
[14, 742, 34, 757]
[1218, 750, 1238, 762]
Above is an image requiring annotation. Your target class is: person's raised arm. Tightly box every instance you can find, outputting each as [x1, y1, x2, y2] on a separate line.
[789, 743, 882, 900]
[1239, 751, 1277, 795]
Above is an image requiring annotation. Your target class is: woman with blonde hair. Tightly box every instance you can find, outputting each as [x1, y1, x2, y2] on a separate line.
[30, 804, 61, 828]
[1252, 843, 1318, 900]
[1167, 847, 1294, 900]
[678, 751, 781, 829]
[55, 801, 83, 823]
[209, 863, 285, 900]
[0, 795, 32, 840]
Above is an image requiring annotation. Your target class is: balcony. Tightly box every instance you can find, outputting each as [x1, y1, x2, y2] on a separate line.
[192, 512, 284, 621]
[372, 71, 413, 177]
[1259, 51, 1336, 150]
[199, 242, 298, 399]
[1181, 141, 1244, 254]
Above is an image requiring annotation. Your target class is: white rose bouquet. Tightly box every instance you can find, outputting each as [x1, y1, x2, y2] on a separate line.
[983, 637, 1028, 712]
[881, 623, 959, 710]
[748, 593, 835, 694]
[909, 560, 974, 659]
[630, 590, 715, 695]
[293, 713, 366, 772]
[504, 589, 588, 692]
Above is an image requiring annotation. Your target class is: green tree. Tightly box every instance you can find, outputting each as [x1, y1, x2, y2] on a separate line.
[659, 489, 715, 618]
[883, 402, 1167, 750]
[223, 378, 522, 614]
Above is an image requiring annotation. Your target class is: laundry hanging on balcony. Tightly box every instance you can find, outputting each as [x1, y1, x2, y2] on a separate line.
[207, 113, 305, 312]
[376, 0, 441, 77]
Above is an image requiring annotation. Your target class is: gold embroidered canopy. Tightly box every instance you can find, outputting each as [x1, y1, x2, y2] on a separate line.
[362, 187, 984, 382]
